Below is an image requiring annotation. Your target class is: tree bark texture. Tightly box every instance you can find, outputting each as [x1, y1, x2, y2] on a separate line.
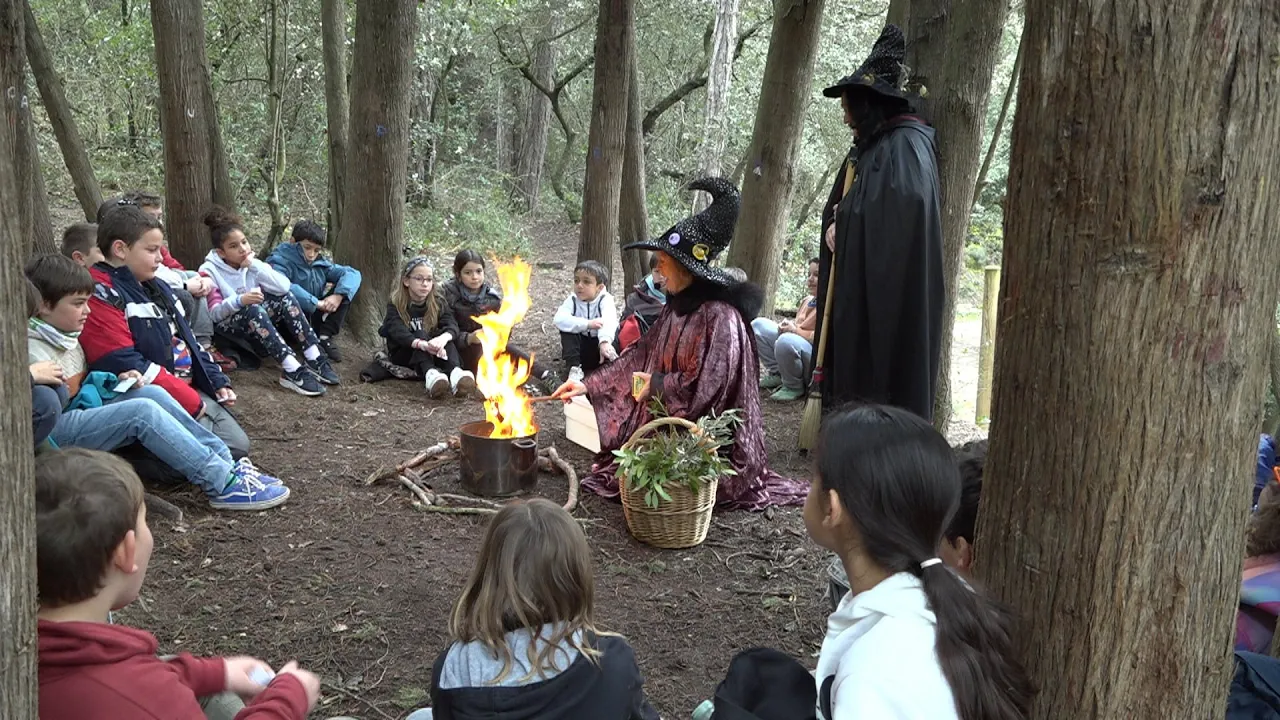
[618, 28, 648, 292]
[974, 3, 1280, 718]
[17, 70, 54, 255]
[916, 0, 1011, 431]
[334, 0, 417, 346]
[262, 0, 288, 248]
[692, 0, 740, 213]
[725, 0, 826, 313]
[24, 0, 101, 221]
[151, 0, 226, 268]
[576, 0, 634, 277]
[320, 0, 349, 240]
[510, 19, 556, 213]
[0, 4, 38, 718]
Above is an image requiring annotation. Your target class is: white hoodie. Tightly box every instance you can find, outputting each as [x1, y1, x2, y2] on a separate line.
[198, 250, 294, 323]
[816, 572, 957, 720]
[553, 290, 618, 345]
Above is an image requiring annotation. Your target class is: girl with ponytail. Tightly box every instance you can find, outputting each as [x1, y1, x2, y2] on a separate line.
[804, 405, 1034, 720]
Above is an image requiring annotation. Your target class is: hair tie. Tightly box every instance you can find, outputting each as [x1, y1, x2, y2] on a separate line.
[919, 558, 942, 570]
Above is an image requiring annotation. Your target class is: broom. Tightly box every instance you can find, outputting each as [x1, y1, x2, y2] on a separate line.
[798, 263, 837, 451]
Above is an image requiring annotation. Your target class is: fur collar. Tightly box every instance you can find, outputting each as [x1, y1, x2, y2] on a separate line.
[668, 279, 764, 322]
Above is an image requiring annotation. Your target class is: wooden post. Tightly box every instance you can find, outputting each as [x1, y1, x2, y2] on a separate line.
[976, 264, 999, 426]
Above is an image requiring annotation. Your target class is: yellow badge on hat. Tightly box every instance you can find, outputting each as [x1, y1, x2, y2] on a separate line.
[692, 244, 709, 261]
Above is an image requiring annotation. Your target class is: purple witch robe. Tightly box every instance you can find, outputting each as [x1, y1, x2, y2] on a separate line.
[581, 297, 808, 510]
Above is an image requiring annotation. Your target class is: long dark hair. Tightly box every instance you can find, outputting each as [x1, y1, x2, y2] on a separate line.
[817, 406, 1034, 720]
[452, 249, 486, 278]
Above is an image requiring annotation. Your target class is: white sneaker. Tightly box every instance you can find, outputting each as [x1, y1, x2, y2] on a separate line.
[424, 368, 449, 398]
[451, 367, 480, 398]
[568, 366, 585, 383]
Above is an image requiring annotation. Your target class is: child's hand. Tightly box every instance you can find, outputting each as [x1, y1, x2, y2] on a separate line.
[587, 319, 605, 330]
[186, 276, 212, 298]
[779, 320, 796, 334]
[276, 661, 321, 712]
[216, 387, 237, 406]
[600, 342, 618, 362]
[224, 656, 274, 698]
[117, 369, 145, 388]
[30, 361, 64, 386]
[240, 288, 265, 306]
[467, 333, 483, 347]
[318, 294, 342, 313]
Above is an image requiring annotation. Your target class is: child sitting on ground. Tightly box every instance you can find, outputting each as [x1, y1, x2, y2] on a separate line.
[809, 407, 1032, 719]
[553, 260, 618, 379]
[407, 499, 659, 720]
[752, 258, 818, 402]
[1238, 479, 1280, 654]
[616, 253, 666, 352]
[443, 249, 556, 390]
[376, 257, 478, 398]
[35, 449, 322, 719]
[198, 206, 339, 397]
[267, 219, 362, 363]
[27, 254, 288, 511]
[60, 222, 106, 267]
[29, 277, 65, 448]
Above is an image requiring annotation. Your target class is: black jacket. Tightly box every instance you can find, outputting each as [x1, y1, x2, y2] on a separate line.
[379, 297, 458, 352]
[442, 279, 502, 347]
[429, 633, 659, 720]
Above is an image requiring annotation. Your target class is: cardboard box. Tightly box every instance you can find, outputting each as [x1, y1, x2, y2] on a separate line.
[564, 396, 601, 453]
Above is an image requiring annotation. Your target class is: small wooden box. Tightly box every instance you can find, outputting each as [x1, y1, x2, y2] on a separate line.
[563, 396, 601, 453]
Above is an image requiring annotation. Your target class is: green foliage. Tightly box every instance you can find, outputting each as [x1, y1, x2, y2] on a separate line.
[404, 165, 533, 259]
[612, 400, 742, 509]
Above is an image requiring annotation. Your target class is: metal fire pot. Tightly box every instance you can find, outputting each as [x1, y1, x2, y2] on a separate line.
[458, 421, 539, 497]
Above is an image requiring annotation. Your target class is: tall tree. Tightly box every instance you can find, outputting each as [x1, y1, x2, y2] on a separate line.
[576, 0, 634, 274]
[23, 0, 101, 221]
[692, 0, 740, 213]
[16, 71, 54, 254]
[320, 0, 349, 240]
[261, 0, 290, 248]
[151, 0, 234, 267]
[509, 16, 557, 213]
[725, 0, 827, 311]
[0, 0, 38, 714]
[975, 1, 1280, 717]
[618, 25, 648, 292]
[334, 0, 417, 345]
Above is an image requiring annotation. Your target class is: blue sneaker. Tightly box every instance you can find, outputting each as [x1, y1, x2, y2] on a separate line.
[209, 474, 291, 511]
[308, 355, 341, 386]
[281, 367, 326, 396]
[235, 458, 283, 486]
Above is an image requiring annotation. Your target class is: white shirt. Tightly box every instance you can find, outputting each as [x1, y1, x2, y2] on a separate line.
[816, 572, 957, 720]
[553, 290, 618, 345]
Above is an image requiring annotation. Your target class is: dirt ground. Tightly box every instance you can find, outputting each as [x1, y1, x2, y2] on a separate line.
[118, 221, 983, 719]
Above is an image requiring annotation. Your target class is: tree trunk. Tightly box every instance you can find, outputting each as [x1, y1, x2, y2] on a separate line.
[724, 0, 826, 313]
[334, 0, 416, 346]
[886, 0, 910, 30]
[692, 0, 740, 213]
[320, 0, 349, 240]
[0, 1, 38, 715]
[24, 0, 101, 221]
[974, 2, 1280, 718]
[915, 0, 1010, 431]
[973, 30, 1022, 206]
[261, 0, 288, 249]
[510, 19, 556, 213]
[17, 71, 53, 254]
[495, 73, 513, 177]
[618, 30, 648, 292]
[151, 0, 226, 267]
[576, 0, 634, 276]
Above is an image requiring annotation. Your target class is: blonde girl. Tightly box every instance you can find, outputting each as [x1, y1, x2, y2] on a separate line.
[377, 257, 477, 398]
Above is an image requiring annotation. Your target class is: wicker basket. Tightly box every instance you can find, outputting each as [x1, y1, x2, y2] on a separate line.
[618, 417, 719, 549]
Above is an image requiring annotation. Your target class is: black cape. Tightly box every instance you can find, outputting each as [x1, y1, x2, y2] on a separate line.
[814, 116, 944, 420]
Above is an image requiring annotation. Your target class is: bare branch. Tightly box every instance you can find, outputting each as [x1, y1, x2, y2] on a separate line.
[642, 17, 768, 136]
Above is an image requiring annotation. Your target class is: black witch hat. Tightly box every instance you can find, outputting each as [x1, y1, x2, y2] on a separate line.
[624, 177, 740, 286]
[822, 24, 914, 100]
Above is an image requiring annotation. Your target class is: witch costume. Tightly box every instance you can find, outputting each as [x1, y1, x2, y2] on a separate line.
[580, 178, 808, 510]
[815, 24, 945, 421]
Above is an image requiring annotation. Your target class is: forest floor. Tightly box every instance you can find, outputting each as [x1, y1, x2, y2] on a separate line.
[113, 218, 984, 719]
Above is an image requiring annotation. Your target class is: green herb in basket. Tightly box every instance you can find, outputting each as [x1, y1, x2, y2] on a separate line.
[612, 404, 743, 510]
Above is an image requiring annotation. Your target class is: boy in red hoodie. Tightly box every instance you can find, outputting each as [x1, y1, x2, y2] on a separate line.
[36, 448, 327, 720]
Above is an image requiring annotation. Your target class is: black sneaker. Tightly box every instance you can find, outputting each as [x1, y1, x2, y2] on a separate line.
[319, 337, 343, 363]
[308, 355, 342, 386]
[281, 367, 326, 396]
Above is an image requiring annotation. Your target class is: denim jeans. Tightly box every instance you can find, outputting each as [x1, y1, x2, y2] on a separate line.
[32, 382, 66, 447]
[51, 386, 234, 495]
[751, 318, 813, 391]
[196, 391, 250, 460]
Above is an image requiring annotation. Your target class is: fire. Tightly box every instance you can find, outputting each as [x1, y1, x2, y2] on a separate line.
[473, 258, 538, 438]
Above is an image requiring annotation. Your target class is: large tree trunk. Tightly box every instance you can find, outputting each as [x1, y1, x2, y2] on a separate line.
[510, 19, 556, 213]
[913, 0, 1011, 431]
[725, 0, 827, 312]
[618, 30, 648, 292]
[692, 0, 740, 213]
[334, 0, 416, 345]
[261, 0, 289, 249]
[0, 1, 38, 715]
[151, 0, 226, 267]
[24, 0, 101, 221]
[320, 0, 349, 240]
[576, 0, 633, 275]
[974, 2, 1280, 718]
[17, 71, 54, 254]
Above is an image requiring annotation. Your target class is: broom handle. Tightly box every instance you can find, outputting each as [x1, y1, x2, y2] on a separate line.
[812, 256, 838, 373]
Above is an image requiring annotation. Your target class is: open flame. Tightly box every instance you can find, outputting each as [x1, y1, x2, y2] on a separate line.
[473, 258, 538, 438]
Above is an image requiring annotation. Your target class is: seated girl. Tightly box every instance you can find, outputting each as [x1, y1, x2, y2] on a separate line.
[553, 178, 807, 510]
[752, 257, 818, 402]
[406, 499, 658, 720]
[809, 406, 1033, 718]
[376, 257, 478, 398]
[442, 249, 556, 390]
[198, 207, 339, 397]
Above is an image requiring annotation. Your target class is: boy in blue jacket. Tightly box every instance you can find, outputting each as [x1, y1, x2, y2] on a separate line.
[266, 221, 361, 362]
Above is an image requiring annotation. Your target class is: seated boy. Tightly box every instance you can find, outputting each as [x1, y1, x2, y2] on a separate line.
[79, 203, 252, 459]
[553, 260, 618, 378]
[266, 219, 362, 362]
[35, 449, 319, 719]
[751, 258, 819, 402]
[28, 277, 65, 447]
[60, 222, 106, 267]
[617, 253, 666, 352]
[27, 253, 287, 510]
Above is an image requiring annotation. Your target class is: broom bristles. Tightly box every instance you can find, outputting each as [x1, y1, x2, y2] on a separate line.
[798, 390, 824, 451]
